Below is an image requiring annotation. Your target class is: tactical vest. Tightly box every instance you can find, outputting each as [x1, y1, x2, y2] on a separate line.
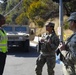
[40, 33, 54, 53]
[0, 29, 8, 53]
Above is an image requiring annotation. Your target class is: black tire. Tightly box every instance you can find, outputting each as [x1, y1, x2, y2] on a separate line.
[22, 40, 29, 52]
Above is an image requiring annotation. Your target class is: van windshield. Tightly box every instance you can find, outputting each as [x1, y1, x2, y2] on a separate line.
[15, 27, 27, 32]
[2, 26, 13, 32]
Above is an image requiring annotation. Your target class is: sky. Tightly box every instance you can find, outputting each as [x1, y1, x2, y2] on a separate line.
[0, 0, 3, 3]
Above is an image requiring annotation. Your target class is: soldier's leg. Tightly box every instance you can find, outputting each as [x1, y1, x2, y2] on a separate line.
[75, 65, 76, 74]
[46, 57, 56, 75]
[62, 63, 75, 75]
[35, 54, 46, 75]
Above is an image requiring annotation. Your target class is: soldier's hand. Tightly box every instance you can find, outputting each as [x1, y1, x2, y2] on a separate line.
[40, 39, 45, 43]
[47, 39, 51, 44]
[58, 43, 66, 51]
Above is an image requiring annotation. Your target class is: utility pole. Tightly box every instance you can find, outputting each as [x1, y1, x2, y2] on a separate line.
[58, 0, 63, 42]
[52, 0, 71, 42]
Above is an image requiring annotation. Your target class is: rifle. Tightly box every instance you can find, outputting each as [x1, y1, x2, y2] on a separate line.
[56, 42, 64, 61]
[56, 34, 75, 60]
[56, 33, 75, 62]
[37, 41, 41, 52]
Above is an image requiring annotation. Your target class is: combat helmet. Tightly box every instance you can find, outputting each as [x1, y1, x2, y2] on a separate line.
[68, 12, 76, 21]
[45, 22, 55, 27]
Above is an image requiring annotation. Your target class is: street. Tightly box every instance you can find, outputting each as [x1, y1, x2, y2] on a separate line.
[3, 46, 63, 75]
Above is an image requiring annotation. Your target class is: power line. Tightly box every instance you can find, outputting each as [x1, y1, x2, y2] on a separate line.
[0, 0, 19, 4]
[4, 0, 23, 17]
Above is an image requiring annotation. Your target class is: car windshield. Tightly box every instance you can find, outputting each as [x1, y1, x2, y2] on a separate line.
[2, 26, 13, 32]
[15, 27, 27, 32]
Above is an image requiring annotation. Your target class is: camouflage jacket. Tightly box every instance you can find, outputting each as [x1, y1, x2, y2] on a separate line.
[40, 32, 59, 55]
[61, 33, 76, 64]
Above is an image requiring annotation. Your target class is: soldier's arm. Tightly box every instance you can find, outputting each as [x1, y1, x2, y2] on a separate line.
[50, 35, 59, 50]
[60, 35, 76, 62]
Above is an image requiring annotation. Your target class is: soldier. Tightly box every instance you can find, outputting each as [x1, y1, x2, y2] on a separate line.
[58, 12, 76, 75]
[35, 22, 59, 75]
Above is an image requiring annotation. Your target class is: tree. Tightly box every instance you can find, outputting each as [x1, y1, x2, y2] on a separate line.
[22, 0, 58, 27]
[64, 0, 76, 16]
[0, 0, 7, 14]
[0, 0, 75, 25]
[15, 13, 29, 25]
[52, 0, 71, 3]
[4, 0, 23, 24]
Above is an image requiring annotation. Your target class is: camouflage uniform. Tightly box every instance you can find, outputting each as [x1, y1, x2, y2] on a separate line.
[59, 12, 76, 75]
[35, 32, 59, 75]
[60, 33, 76, 75]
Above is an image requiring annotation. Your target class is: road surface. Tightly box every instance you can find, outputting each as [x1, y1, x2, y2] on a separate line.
[3, 42, 63, 75]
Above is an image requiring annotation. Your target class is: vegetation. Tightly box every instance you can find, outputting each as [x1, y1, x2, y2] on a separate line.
[0, 0, 76, 28]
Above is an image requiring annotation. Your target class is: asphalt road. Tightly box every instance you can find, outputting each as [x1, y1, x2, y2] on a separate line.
[3, 46, 63, 75]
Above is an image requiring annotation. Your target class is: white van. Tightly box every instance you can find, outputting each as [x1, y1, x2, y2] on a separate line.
[2, 25, 30, 52]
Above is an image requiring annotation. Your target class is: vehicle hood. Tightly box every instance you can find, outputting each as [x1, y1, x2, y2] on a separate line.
[6, 32, 29, 36]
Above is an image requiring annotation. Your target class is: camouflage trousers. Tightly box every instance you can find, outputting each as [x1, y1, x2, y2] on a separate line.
[35, 54, 56, 75]
[62, 62, 76, 75]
